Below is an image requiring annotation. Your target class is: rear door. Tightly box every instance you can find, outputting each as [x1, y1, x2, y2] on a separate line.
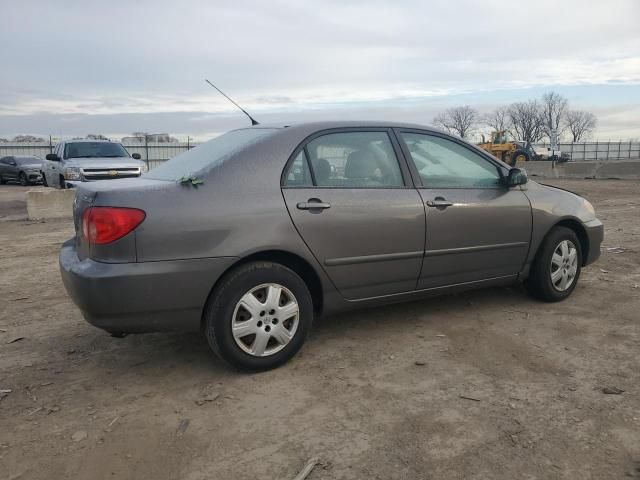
[396, 130, 532, 289]
[0, 157, 9, 180]
[4, 157, 18, 181]
[282, 129, 425, 300]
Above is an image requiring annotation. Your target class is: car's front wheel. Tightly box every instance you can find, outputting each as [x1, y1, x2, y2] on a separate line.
[525, 226, 582, 302]
[203, 261, 313, 371]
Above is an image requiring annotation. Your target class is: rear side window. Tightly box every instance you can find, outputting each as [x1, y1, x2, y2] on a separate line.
[285, 151, 313, 186]
[285, 131, 404, 188]
[146, 128, 278, 180]
[400, 133, 501, 188]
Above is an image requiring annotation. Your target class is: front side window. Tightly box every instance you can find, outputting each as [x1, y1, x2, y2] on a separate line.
[295, 131, 404, 188]
[64, 142, 129, 159]
[400, 133, 501, 188]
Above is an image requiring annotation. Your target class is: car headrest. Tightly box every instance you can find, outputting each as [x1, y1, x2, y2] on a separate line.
[311, 158, 331, 184]
[345, 151, 375, 178]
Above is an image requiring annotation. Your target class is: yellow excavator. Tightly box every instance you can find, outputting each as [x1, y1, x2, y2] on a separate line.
[478, 130, 537, 166]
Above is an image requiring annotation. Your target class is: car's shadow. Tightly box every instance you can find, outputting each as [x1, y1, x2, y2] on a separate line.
[64, 283, 530, 377]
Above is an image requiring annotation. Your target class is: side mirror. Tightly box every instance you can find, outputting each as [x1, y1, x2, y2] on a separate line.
[131, 153, 142, 160]
[506, 168, 528, 187]
[46, 153, 60, 161]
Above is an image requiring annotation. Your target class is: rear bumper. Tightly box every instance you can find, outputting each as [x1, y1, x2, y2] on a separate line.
[583, 218, 604, 266]
[59, 239, 237, 333]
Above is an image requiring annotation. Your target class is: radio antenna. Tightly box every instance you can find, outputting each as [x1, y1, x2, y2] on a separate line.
[205, 79, 259, 126]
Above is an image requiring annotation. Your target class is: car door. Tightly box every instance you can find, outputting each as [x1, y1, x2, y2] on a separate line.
[4, 157, 18, 181]
[0, 157, 9, 180]
[46, 143, 63, 187]
[396, 130, 532, 290]
[281, 129, 425, 300]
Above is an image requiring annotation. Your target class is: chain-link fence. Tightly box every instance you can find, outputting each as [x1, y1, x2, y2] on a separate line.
[0, 137, 199, 170]
[1, 138, 639, 168]
[533, 141, 640, 161]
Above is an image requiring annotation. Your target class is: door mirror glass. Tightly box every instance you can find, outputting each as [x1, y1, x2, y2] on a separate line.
[507, 168, 528, 187]
[46, 153, 60, 161]
[131, 153, 142, 160]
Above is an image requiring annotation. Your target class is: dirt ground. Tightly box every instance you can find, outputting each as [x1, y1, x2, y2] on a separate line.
[1, 179, 639, 480]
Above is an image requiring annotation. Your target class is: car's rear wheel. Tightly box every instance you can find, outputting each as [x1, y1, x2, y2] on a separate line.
[203, 261, 313, 371]
[0, 175, 6, 185]
[525, 226, 582, 302]
[41, 172, 48, 187]
[59, 175, 67, 189]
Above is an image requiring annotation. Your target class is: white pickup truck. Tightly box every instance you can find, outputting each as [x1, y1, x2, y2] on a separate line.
[42, 139, 147, 188]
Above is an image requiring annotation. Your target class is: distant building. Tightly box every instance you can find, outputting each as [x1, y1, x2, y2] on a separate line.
[12, 135, 46, 142]
[121, 132, 178, 143]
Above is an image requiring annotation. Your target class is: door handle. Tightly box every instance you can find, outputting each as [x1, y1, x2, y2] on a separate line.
[297, 199, 331, 210]
[426, 198, 453, 208]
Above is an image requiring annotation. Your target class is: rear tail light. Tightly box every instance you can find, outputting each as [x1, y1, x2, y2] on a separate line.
[82, 207, 146, 245]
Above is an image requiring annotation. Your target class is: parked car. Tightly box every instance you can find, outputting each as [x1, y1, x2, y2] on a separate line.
[42, 139, 147, 188]
[60, 121, 603, 371]
[0, 155, 44, 185]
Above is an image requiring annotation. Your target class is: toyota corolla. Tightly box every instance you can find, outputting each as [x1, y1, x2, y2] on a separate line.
[60, 122, 603, 370]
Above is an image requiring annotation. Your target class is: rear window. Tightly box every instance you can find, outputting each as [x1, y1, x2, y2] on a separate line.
[146, 128, 278, 180]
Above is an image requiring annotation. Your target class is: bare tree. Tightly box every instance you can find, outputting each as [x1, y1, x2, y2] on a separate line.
[433, 106, 479, 138]
[507, 100, 545, 143]
[565, 110, 597, 142]
[482, 105, 511, 132]
[541, 91, 568, 140]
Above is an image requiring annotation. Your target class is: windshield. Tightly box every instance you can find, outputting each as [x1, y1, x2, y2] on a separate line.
[64, 142, 129, 159]
[16, 156, 42, 165]
[145, 128, 278, 180]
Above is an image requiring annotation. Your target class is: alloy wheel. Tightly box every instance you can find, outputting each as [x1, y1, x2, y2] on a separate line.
[231, 283, 299, 357]
[550, 240, 578, 292]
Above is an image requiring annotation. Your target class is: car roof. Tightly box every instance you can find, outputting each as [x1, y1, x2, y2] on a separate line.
[62, 139, 116, 143]
[249, 120, 443, 133]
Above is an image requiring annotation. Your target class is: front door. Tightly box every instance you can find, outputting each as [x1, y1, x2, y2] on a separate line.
[282, 129, 425, 300]
[397, 130, 532, 289]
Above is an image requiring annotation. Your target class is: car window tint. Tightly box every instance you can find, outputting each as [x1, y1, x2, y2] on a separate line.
[305, 131, 403, 188]
[284, 150, 312, 186]
[64, 142, 129, 159]
[146, 128, 278, 180]
[401, 133, 501, 188]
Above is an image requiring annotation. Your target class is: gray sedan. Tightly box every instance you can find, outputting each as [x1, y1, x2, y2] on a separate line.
[60, 122, 603, 370]
[0, 155, 43, 185]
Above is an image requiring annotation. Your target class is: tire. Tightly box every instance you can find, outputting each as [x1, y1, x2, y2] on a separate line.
[0, 175, 5, 185]
[59, 175, 67, 189]
[525, 226, 582, 302]
[19, 172, 30, 186]
[203, 261, 313, 371]
[512, 150, 530, 164]
[41, 172, 48, 187]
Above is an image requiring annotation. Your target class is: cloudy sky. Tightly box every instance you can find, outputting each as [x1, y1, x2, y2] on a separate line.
[1, 0, 639, 140]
